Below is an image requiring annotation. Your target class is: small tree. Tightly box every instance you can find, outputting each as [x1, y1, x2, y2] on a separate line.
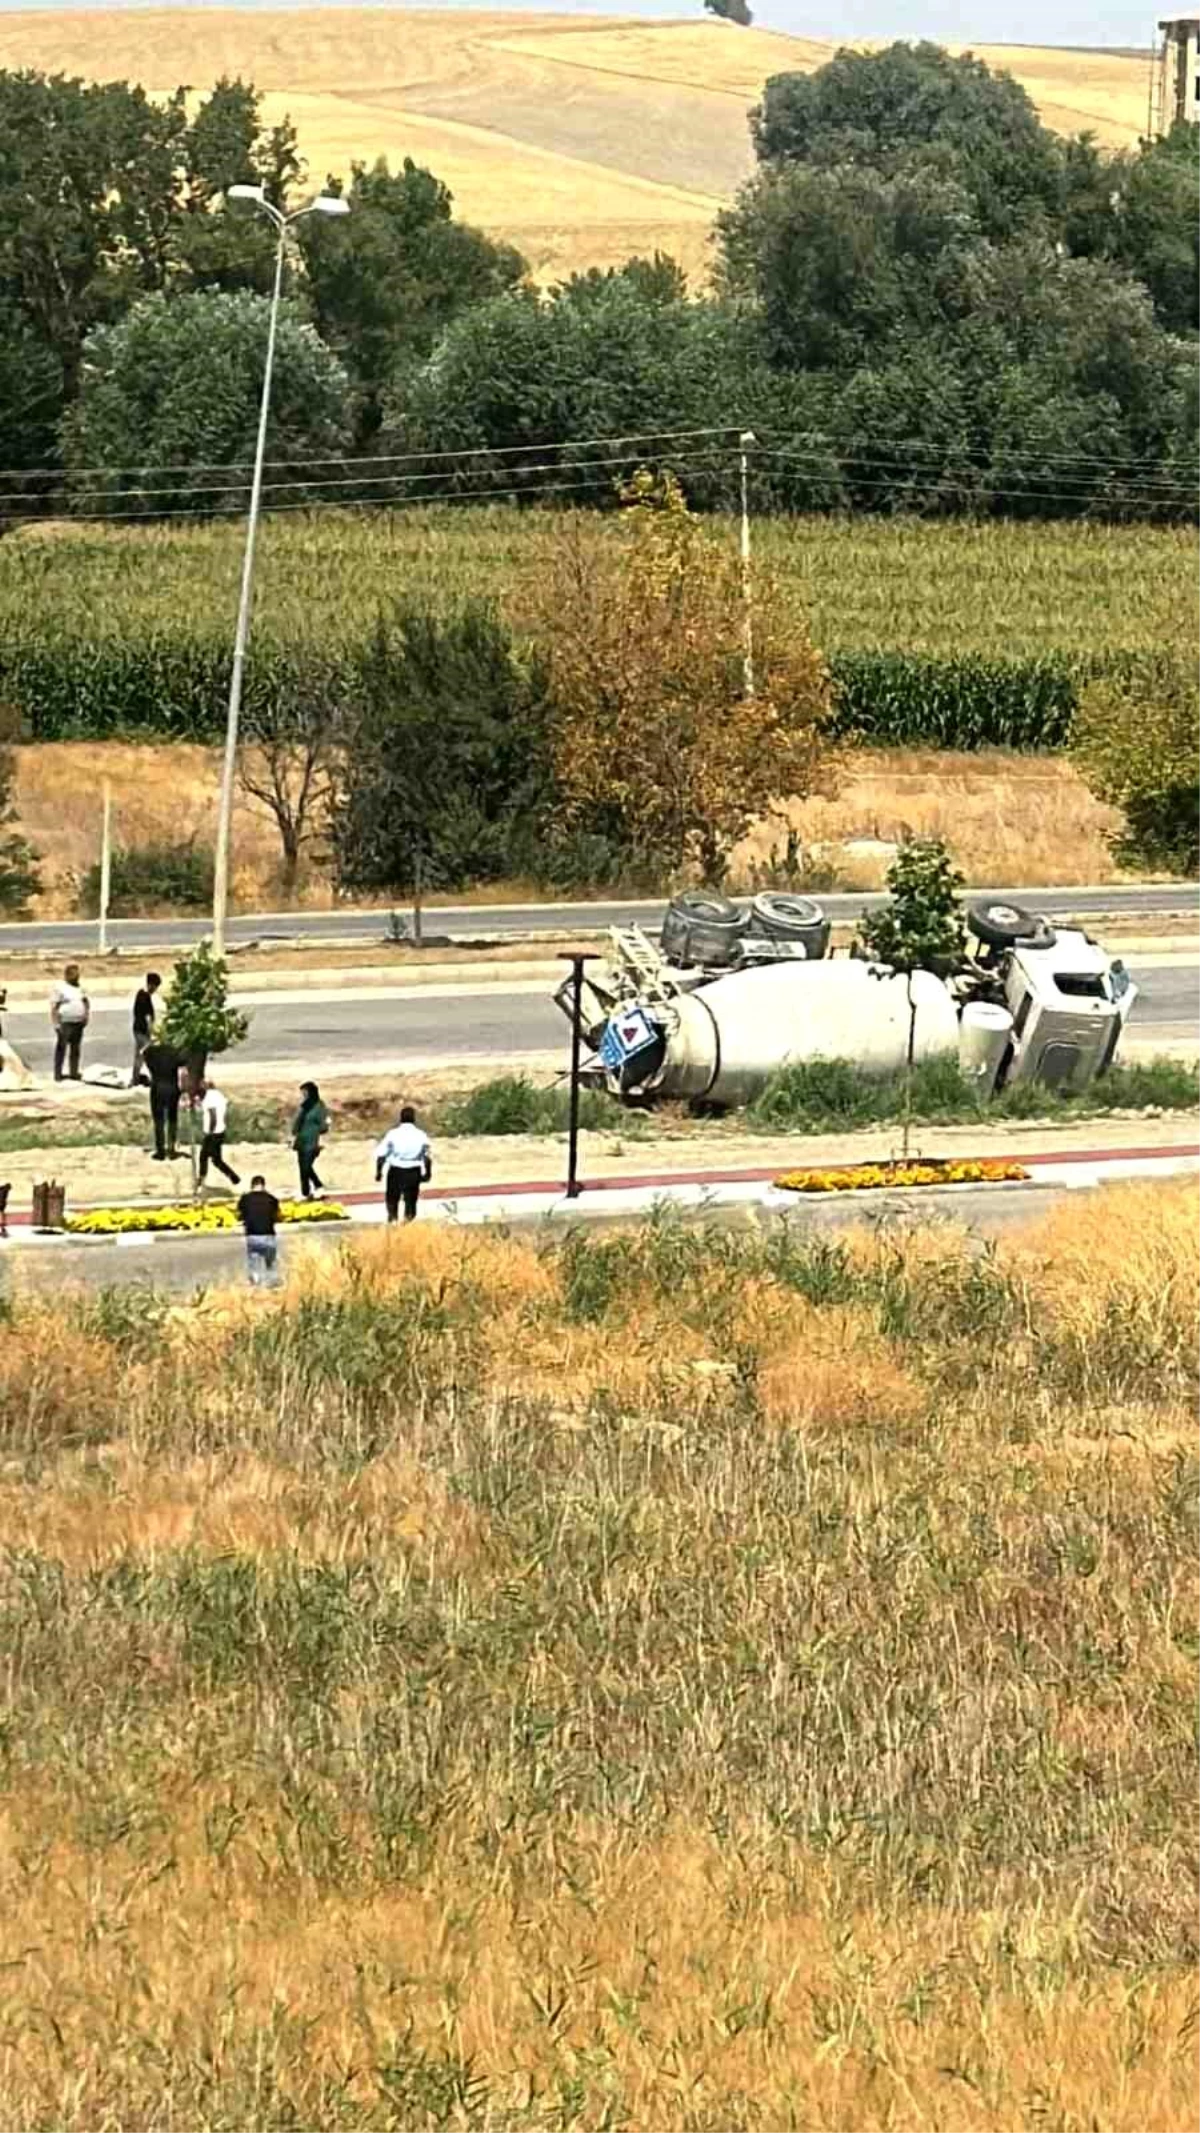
[1074, 670, 1198, 875]
[239, 678, 342, 895]
[160, 942, 249, 1084]
[538, 470, 834, 883]
[328, 603, 553, 932]
[858, 838, 965, 1154]
[0, 710, 39, 915]
[159, 942, 250, 1187]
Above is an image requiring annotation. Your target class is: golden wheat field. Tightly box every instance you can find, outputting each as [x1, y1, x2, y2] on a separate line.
[0, 1181, 1195, 2130]
[0, 9, 1156, 283]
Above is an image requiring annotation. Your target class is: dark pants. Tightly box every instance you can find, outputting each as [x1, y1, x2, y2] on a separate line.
[150, 1084, 180, 1158]
[54, 1024, 84, 1080]
[297, 1146, 324, 1198]
[385, 1164, 423, 1224]
[199, 1132, 240, 1185]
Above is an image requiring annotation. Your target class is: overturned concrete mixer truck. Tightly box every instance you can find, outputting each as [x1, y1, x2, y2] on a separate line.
[554, 891, 1137, 1109]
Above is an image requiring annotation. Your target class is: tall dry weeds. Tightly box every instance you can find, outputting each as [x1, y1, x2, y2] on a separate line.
[0, 1180, 1194, 2130]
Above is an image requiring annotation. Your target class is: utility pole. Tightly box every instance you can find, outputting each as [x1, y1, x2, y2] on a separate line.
[739, 430, 757, 700]
[98, 780, 112, 956]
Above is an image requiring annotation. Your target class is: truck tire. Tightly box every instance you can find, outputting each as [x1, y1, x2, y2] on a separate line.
[967, 899, 1056, 950]
[746, 891, 831, 960]
[661, 891, 747, 969]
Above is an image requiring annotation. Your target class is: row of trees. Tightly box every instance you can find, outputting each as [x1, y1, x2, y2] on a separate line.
[1, 44, 1196, 524]
[0, 71, 522, 481]
[251, 473, 836, 903]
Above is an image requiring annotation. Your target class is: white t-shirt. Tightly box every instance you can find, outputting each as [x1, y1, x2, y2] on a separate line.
[375, 1122, 430, 1170]
[203, 1088, 229, 1135]
[51, 979, 88, 1024]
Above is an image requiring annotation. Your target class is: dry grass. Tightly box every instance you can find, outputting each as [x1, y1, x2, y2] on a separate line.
[733, 745, 1128, 889]
[0, 1179, 1194, 2129]
[0, 11, 1154, 286]
[13, 738, 1133, 915]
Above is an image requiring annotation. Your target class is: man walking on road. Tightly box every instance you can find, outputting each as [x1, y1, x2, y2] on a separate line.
[50, 963, 89, 1082]
[238, 1174, 282, 1286]
[143, 1034, 185, 1160]
[130, 972, 161, 1087]
[375, 1105, 433, 1224]
[197, 1078, 241, 1190]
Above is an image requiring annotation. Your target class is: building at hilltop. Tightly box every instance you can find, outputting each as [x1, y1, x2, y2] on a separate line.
[1149, 15, 1199, 131]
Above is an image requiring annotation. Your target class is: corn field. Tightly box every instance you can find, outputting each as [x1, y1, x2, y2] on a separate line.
[0, 509, 1194, 747]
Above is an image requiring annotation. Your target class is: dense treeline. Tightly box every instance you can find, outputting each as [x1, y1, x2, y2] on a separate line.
[0, 43, 1196, 526]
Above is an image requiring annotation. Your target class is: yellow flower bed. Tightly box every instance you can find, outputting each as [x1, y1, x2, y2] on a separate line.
[775, 1158, 1030, 1194]
[66, 1200, 349, 1237]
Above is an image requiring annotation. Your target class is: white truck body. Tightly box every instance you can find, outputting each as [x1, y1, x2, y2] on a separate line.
[564, 908, 1138, 1109]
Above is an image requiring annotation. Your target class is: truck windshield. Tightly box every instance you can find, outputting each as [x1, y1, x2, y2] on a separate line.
[1054, 973, 1108, 999]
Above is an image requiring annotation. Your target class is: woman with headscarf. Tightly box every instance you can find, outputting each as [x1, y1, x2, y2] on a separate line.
[291, 1080, 331, 1200]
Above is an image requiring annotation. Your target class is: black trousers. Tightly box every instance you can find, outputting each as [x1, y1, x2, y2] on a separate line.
[199, 1131, 240, 1184]
[385, 1164, 423, 1223]
[297, 1146, 324, 1197]
[149, 1084, 180, 1157]
[54, 1024, 84, 1079]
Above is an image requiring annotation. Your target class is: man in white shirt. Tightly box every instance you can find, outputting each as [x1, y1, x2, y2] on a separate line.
[374, 1105, 432, 1224]
[197, 1078, 241, 1189]
[50, 963, 89, 1082]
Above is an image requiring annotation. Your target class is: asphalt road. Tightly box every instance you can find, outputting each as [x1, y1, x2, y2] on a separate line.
[1, 1182, 1079, 1298]
[0, 882, 1196, 957]
[2, 960, 1194, 1079]
[2, 981, 565, 1076]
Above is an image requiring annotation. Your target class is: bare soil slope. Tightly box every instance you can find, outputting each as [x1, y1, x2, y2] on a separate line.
[0, 10, 1153, 283]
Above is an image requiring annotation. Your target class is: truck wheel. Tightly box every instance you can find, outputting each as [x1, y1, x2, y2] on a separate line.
[747, 891, 830, 960]
[968, 899, 1056, 950]
[661, 891, 747, 969]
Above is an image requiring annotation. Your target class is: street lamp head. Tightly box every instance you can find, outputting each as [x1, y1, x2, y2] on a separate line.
[311, 194, 350, 216]
[740, 430, 757, 447]
[227, 183, 266, 204]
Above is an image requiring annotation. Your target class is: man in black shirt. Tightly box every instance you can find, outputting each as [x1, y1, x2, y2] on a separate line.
[238, 1175, 282, 1286]
[142, 1036, 183, 1160]
[130, 972, 161, 1087]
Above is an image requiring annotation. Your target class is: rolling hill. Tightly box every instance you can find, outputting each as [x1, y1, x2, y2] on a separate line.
[0, 9, 1155, 284]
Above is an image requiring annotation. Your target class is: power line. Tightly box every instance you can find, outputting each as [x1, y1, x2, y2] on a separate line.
[0, 445, 743, 512]
[0, 424, 745, 486]
[9, 458, 725, 528]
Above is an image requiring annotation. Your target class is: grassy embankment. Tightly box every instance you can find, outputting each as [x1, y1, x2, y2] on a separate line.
[5, 511, 1195, 908]
[0, 1180, 1194, 2129]
[0, 1057, 1195, 1157]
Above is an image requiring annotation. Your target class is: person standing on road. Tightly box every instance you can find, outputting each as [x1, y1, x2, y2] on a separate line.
[50, 963, 89, 1082]
[375, 1105, 432, 1224]
[197, 1077, 241, 1190]
[292, 1080, 331, 1200]
[238, 1173, 281, 1286]
[143, 1034, 185, 1160]
[130, 971, 161, 1087]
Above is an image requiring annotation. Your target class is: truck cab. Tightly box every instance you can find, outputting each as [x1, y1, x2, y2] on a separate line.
[999, 927, 1136, 1088]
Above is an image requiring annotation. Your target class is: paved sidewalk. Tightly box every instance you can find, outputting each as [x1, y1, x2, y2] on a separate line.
[0, 1114, 1195, 1232]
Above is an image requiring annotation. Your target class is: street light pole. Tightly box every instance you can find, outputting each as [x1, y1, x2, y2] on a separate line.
[561, 953, 595, 1201]
[739, 429, 757, 701]
[211, 184, 349, 958]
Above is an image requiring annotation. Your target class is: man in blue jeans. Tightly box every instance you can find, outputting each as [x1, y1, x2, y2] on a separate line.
[237, 1175, 281, 1285]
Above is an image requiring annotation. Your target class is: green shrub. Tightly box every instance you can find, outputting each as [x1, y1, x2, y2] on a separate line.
[1074, 668, 1199, 874]
[436, 1073, 613, 1137]
[76, 839, 215, 916]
